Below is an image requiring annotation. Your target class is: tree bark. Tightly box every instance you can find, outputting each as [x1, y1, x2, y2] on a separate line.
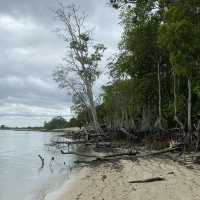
[141, 106, 151, 131]
[86, 82, 102, 134]
[187, 77, 192, 132]
[173, 72, 184, 129]
[155, 61, 162, 129]
[158, 61, 162, 128]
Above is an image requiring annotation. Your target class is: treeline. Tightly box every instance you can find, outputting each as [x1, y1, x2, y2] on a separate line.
[53, 1, 200, 148]
[73, 1, 200, 133]
[44, 116, 82, 130]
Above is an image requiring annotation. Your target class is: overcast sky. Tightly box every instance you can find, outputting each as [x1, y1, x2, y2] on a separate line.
[0, 0, 122, 127]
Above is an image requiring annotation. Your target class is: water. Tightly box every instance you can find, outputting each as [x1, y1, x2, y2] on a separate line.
[0, 130, 76, 200]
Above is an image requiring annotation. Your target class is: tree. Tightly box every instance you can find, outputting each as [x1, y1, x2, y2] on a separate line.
[53, 4, 106, 134]
[159, 0, 200, 135]
[0, 125, 6, 129]
[71, 93, 91, 125]
[110, 0, 136, 9]
[102, 79, 140, 130]
[44, 116, 68, 130]
[110, 1, 168, 129]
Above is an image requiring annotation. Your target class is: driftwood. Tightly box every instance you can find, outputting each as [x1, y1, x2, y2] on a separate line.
[61, 150, 137, 159]
[120, 128, 130, 136]
[74, 157, 109, 164]
[62, 145, 181, 166]
[142, 145, 183, 158]
[96, 142, 111, 148]
[52, 140, 93, 146]
[38, 154, 44, 169]
[103, 152, 137, 158]
[64, 146, 180, 159]
[61, 150, 99, 158]
[70, 145, 182, 165]
[129, 177, 165, 184]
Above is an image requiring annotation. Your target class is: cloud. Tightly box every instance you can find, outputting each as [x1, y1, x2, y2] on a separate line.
[0, 0, 121, 127]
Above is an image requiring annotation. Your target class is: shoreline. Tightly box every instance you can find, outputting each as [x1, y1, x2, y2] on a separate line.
[44, 166, 87, 200]
[45, 157, 200, 200]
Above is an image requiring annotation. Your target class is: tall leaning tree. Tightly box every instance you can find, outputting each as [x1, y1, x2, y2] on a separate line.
[53, 4, 106, 134]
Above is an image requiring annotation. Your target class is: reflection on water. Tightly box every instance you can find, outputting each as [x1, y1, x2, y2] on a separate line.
[0, 130, 76, 200]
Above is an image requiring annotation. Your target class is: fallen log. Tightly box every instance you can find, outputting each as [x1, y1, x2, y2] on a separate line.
[96, 142, 111, 148]
[120, 128, 130, 136]
[103, 152, 137, 158]
[74, 147, 180, 165]
[129, 177, 165, 184]
[141, 144, 183, 158]
[61, 150, 98, 158]
[74, 157, 109, 164]
[52, 140, 93, 146]
[62, 145, 180, 162]
[61, 150, 137, 159]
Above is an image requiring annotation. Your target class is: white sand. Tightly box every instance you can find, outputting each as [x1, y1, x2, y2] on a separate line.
[46, 158, 200, 200]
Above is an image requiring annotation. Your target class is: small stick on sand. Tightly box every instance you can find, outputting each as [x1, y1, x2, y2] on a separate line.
[129, 177, 165, 184]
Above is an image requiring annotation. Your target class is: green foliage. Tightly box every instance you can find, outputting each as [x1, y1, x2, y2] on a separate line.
[44, 116, 68, 130]
[44, 116, 84, 130]
[100, 0, 200, 130]
[159, 0, 200, 77]
[68, 117, 82, 128]
[105, 0, 167, 129]
[53, 1, 200, 132]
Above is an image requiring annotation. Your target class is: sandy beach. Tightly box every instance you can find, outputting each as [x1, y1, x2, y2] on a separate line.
[45, 157, 200, 200]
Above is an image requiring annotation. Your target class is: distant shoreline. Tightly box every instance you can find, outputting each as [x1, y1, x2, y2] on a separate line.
[0, 127, 45, 131]
[0, 127, 81, 132]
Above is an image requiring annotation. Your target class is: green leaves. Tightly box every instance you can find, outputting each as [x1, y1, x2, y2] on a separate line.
[159, 0, 200, 77]
[44, 116, 68, 130]
[103, 0, 200, 129]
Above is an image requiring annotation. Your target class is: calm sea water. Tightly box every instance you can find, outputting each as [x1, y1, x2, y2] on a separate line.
[0, 130, 76, 200]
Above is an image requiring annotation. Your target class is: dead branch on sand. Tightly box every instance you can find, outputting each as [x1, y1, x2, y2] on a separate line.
[129, 177, 165, 183]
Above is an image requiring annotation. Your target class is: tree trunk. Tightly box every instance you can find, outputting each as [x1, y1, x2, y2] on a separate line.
[187, 77, 192, 132]
[86, 83, 102, 134]
[124, 110, 129, 129]
[173, 72, 177, 117]
[90, 103, 102, 134]
[173, 72, 184, 129]
[158, 62, 162, 128]
[130, 119, 136, 130]
[141, 106, 151, 131]
[155, 61, 162, 129]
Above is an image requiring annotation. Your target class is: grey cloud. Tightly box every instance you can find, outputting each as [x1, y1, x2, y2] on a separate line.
[0, 0, 121, 127]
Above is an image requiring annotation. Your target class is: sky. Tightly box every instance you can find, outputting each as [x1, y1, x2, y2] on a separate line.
[0, 0, 122, 127]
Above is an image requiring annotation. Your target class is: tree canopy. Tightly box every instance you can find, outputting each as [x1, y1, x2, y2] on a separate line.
[53, 1, 200, 147]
